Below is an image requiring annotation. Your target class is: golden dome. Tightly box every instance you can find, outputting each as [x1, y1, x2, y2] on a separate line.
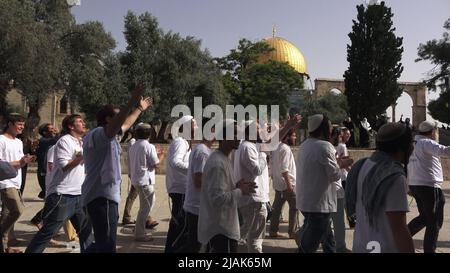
[257, 36, 308, 75]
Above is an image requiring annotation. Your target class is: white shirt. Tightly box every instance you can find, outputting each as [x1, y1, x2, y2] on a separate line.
[233, 141, 269, 206]
[128, 139, 159, 187]
[408, 135, 450, 188]
[353, 159, 409, 253]
[165, 137, 190, 194]
[198, 151, 242, 244]
[47, 134, 85, 196]
[183, 143, 211, 215]
[45, 145, 56, 192]
[0, 135, 23, 190]
[270, 142, 296, 191]
[334, 143, 349, 199]
[296, 138, 340, 213]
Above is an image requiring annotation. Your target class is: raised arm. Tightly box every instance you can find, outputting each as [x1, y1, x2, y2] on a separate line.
[105, 83, 146, 139]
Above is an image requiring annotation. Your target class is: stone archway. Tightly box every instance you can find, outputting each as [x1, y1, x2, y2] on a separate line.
[314, 78, 427, 128]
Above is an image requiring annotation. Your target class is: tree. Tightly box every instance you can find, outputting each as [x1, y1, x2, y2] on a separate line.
[416, 18, 450, 123]
[63, 21, 119, 123]
[0, 0, 73, 135]
[216, 39, 304, 118]
[301, 93, 349, 127]
[121, 12, 228, 141]
[344, 1, 404, 127]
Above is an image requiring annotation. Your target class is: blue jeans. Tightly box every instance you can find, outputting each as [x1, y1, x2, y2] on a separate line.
[86, 197, 119, 253]
[298, 212, 335, 253]
[26, 193, 94, 253]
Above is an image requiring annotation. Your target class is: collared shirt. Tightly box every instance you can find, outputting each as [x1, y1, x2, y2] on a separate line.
[82, 127, 122, 205]
[408, 135, 450, 188]
[271, 142, 296, 191]
[233, 141, 269, 206]
[296, 138, 340, 213]
[165, 137, 190, 194]
[184, 143, 211, 215]
[47, 134, 85, 196]
[198, 151, 242, 243]
[0, 135, 23, 190]
[128, 139, 159, 187]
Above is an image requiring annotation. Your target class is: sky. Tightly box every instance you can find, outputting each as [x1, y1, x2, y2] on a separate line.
[71, 0, 450, 125]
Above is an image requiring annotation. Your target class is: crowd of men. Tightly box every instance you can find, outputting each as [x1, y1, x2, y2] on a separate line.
[0, 84, 449, 253]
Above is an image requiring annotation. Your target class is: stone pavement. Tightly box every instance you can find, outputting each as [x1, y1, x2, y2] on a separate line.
[8, 174, 450, 253]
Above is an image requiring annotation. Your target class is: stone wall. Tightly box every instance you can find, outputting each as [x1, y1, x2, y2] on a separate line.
[121, 144, 450, 180]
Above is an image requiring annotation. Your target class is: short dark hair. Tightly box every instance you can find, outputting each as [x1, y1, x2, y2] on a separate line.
[62, 114, 82, 135]
[309, 115, 331, 140]
[96, 105, 117, 127]
[38, 123, 51, 137]
[135, 126, 152, 140]
[376, 127, 413, 154]
[5, 113, 25, 131]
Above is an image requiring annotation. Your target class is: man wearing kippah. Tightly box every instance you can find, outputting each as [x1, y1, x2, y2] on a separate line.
[164, 115, 197, 252]
[346, 122, 415, 253]
[296, 114, 353, 253]
[407, 121, 450, 253]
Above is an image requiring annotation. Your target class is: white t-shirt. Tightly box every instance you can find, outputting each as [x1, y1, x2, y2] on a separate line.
[408, 135, 450, 188]
[352, 159, 409, 253]
[46, 134, 85, 196]
[165, 137, 190, 194]
[271, 142, 296, 191]
[233, 141, 269, 206]
[198, 151, 242, 244]
[296, 138, 339, 213]
[128, 139, 159, 187]
[184, 143, 211, 215]
[0, 135, 23, 190]
[45, 145, 56, 192]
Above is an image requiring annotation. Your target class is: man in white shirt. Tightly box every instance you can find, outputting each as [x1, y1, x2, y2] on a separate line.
[330, 126, 351, 253]
[233, 121, 269, 253]
[0, 114, 35, 253]
[407, 121, 450, 253]
[198, 120, 256, 253]
[182, 120, 213, 252]
[128, 123, 160, 242]
[269, 129, 298, 239]
[296, 114, 353, 253]
[347, 122, 414, 253]
[164, 115, 196, 252]
[26, 114, 94, 253]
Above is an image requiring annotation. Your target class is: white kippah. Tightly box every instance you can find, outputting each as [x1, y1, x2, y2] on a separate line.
[308, 114, 324, 133]
[418, 121, 436, 133]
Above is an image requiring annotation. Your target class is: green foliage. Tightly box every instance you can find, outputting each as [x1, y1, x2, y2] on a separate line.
[121, 12, 228, 126]
[416, 18, 450, 123]
[428, 90, 450, 124]
[301, 93, 349, 127]
[216, 39, 304, 117]
[344, 2, 404, 126]
[0, 0, 71, 133]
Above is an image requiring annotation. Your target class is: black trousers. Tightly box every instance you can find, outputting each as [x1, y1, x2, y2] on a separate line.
[208, 234, 238, 253]
[408, 185, 445, 253]
[164, 193, 186, 253]
[180, 212, 201, 253]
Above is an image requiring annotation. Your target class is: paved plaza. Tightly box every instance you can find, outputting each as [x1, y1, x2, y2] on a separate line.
[9, 173, 450, 253]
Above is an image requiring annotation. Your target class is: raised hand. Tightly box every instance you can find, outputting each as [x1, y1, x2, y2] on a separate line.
[128, 83, 146, 107]
[286, 114, 302, 128]
[139, 97, 153, 111]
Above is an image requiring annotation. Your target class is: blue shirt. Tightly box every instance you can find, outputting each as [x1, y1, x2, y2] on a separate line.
[82, 127, 122, 205]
